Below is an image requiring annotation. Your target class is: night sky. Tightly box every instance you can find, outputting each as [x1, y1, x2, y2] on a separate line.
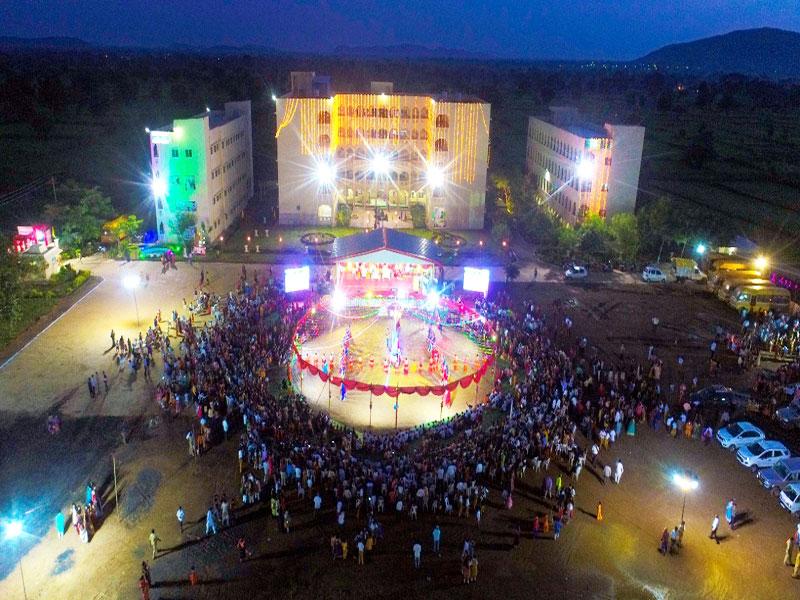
[2, 0, 799, 60]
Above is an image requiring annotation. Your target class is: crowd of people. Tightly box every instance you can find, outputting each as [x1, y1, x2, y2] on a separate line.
[102, 265, 800, 593]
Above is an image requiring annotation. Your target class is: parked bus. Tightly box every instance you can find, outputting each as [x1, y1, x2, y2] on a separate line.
[716, 275, 771, 300]
[728, 284, 791, 313]
[710, 269, 762, 291]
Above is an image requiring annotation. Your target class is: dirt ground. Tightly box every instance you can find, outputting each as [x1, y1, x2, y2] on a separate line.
[2, 271, 799, 600]
[299, 312, 491, 429]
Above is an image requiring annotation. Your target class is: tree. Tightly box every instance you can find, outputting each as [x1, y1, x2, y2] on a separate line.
[492, 176, 514, 215]
[609, 213, 640, 263]
[0, 235, 29, 326]
[637, 197, 673, 258]
[171, 211, 197, 252]
[491, 220, 510, 245]
[504, 262, 520, 284]
[577, 215, 613, 261]
[45, 181, 114, 251]
[117, 215, 144, 253]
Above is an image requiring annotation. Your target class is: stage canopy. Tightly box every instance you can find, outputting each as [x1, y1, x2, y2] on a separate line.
[329, 229, 442, 294]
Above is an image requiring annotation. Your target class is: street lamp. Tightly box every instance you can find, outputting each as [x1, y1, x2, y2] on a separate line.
[4, 518, 27, 600]
[122, 274, 141, 327]
[672, 472, 699, 523]
[695, 243, 706, 255]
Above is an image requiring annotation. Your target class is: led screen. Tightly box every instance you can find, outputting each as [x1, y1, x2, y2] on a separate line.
[285, 266, 310, 293]
[463, 267, 490, 294]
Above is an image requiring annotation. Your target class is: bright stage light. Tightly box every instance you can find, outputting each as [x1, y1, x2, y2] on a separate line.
[3, 520, 22, 540]
[151, 177, 167, 198]
[576, 158, 594, 181]
[122, 274, 141, 290]
[370, 153, 390, 176]
[316, 161, 335, 185]
[426, 165, 445, 188]
[754, 255, 769, 271]
[425, 289, 440, 310]
[463, 267, 490, 295]
[331, 288, 347, 312]
[284, 266, 310, 293]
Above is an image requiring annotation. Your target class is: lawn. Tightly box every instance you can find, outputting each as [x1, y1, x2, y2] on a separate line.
[0, 270, 92, 352]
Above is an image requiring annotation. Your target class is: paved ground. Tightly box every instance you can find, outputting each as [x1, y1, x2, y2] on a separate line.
[1, 260, 799, 599]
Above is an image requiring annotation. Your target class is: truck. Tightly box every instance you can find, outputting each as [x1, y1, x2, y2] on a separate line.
[671, 257, 706, 281]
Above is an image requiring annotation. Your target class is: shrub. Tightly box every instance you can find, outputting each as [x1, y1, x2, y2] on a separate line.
[409, 203, 427, 228]
[336, 203, 352, 227]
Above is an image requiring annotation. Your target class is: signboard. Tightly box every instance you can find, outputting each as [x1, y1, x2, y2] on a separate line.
[285, 266, 310, 293]
[463, 267, 490, 294]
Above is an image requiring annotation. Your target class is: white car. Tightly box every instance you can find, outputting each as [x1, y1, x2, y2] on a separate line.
[565, 265, 588, 280]
[642, 266, 667, 282]
[779, 482, 800, 516]
[736, 440, 791, 471]
[716, 421, 765, 450]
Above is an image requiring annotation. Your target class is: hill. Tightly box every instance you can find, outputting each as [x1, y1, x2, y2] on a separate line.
[0, 36, 92, 51]
[333, 43, 490, 60]
[635, 27, 800, 78]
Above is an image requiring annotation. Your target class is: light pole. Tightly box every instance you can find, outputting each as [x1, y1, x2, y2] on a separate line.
[122, 274, 141, 327]
[4, 519, 27, 600]
[672, 472, 699, 524]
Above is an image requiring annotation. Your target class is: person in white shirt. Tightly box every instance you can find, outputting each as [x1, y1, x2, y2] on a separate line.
[176, 506, 185, 533]
[614, 459, 624, 484]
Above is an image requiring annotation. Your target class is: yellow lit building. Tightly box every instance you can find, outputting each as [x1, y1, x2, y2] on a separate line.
[526, 107, 644, 224]
[275, 73, 490, 229]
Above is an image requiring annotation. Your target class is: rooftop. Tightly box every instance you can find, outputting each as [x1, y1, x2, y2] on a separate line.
[328, 228, 443, 264]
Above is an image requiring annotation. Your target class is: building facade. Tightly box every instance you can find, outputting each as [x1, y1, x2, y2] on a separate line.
[276, 73, 490, 230]
[525, 108, 644, 224]
[149, 101, 253, 243]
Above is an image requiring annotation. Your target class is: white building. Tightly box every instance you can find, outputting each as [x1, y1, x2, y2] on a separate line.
[526, 107, 644, 224]
[149, 101, 253, 243]
[275, 73, 490, 230]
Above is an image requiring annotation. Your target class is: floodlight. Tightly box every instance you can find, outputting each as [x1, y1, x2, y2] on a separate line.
[331, 288, 347, 312]
[316, 161, 335, 185]
[544, 169, 551, 183]
[151, 178, 167, 198]
[370, 153, 390, 176]
[695, 243, 706, 255]
[122, 274, 141, 290]
[425, 289, 440, 310]
[754, 255, 769, 271]
[576, 158, 594, 180]
[672, 472, 699, 492]
[426, 165, 445, 189]
[271, 94, 277, 102]
[3, 520, 22, 540]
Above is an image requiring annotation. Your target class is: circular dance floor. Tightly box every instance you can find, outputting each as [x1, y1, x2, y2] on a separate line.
[294, 312, 492, 430]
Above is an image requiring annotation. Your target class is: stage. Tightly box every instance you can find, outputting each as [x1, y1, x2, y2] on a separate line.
[293, 312, 492, 430]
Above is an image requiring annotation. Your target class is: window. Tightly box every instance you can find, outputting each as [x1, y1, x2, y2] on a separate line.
[389, 129, 398, 139]
[412, 107, 420, 119]
[378, 129, 387, 139]
[435, 114, 449, 128]
[378, 108, 388, 119]
[338, 126, 346, 138]
[153, 145, 159, 157]
[434, 138, 448, 152]
[419, 129, 428, 141]
[420, 107, 428, 119]
[347, 127, 353, 138]
[337, 106, 346, 116]
[185, 149, 193, 158]
[411, 129, 419, 140]
[605, 156, 612, 166]
[319, 134, 330, 146]
[318, 111, 331, 124]
[171, 149, 179, 158]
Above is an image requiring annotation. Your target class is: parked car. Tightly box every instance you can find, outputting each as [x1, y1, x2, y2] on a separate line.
[758, 457, 800, 495]
[691, 385, 750, 420]
[642, 265, 667, 282]
[778, 482, 800, 516]
[564, 265, 588, 280]
[716, 421, 765, 450]
[736, 440, 791, 471]
[775, 398, 800, 428]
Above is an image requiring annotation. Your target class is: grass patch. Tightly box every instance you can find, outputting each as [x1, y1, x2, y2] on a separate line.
[0, 270, 92, 352]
